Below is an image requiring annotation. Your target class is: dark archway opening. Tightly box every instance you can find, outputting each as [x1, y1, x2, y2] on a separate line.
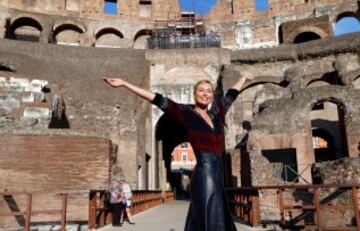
[294, 32, 321, 44]
[9, 17, 42, 42]
[312, 128, 336, 163]
[95, 28, 124, 40]
[95, 28, 124, 48]
[156, 114, 188, 198]
[310, 99, 348, 160]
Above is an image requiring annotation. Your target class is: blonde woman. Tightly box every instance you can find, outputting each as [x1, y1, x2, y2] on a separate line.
[103, 74, 247, 231]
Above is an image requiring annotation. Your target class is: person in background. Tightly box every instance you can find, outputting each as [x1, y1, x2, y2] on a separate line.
[119, 176, 135, 225]
[108, 175, 125, 227]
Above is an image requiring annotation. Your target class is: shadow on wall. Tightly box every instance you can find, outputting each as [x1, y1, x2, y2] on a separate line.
[3, 195, 25, 227]
[48, 95, 70, 129]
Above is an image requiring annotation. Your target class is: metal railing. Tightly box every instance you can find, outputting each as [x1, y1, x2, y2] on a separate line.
[148, 35, 220, 49]
[226, 187, 261, 226]
[269, 163, 314, 184]
[227, 184, 360, 230]
[0, 190, 87, 231]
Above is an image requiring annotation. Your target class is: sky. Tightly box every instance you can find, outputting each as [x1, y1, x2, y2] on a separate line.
[104, 0, 360, 36]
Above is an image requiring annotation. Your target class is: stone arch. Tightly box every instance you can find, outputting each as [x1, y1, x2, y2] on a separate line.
[353, 75, 360, 89]
[94, 27, 124, 48]
[334, 11, 360, 24]
[308, 97, 346, 113]
[159, 66, 211, 86]
[289, 26, 327, 44]
[304, 72, 343, 87]
[306, 79, 331, 88]
[133, 29, 151, 49]
[9, 16, 43, 42]
[309, 98, 349, 159]
[253, 83, 286, 114]
[333, 11, 360, 36]
[53, 23, 85, 46]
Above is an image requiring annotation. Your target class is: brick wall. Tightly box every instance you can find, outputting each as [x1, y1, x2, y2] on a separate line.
[0, 133, 111, 191]
[0, 133, 111, 227]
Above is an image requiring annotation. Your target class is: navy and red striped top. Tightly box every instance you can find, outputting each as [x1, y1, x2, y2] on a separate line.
[152, 89, 240, 155]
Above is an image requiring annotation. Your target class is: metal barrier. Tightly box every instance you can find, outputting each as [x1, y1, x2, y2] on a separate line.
[148, 35, 220, 49]
[226, 187, 261, 226]
[227, 184, 360, 230]
[88, 190, 175, 229]
[269, 163, 314, 184]
[0, 190, 87, 231]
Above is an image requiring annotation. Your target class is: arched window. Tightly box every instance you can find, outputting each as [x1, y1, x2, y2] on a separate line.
[9, 17, 42, 42]
[53, 24, 84, 46]
[133, 29, 151, 49]
[334, 13, 360, 36]
[294, 32, 321, 43]
[95, 28, 124, 48]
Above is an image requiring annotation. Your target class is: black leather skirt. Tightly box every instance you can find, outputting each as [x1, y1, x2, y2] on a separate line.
[184, 153, 237, 231]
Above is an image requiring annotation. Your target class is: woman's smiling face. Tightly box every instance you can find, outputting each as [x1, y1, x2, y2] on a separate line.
[194, 82, 214, 107]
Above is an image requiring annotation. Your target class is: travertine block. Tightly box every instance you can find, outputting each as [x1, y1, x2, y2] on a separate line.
[23, 107, 50, 119]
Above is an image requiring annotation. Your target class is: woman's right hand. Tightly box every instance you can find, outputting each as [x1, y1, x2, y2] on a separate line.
[102, 77, 127, 88]
[102, 76, 156, 102]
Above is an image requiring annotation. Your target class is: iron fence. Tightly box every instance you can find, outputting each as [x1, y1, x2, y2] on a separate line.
[148, 35, 220, 49]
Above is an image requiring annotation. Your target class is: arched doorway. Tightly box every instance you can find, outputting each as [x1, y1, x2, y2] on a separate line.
[9, 17, 42, 42]
[155, 113, 188, 193]
[294, 32, 321, 43]
[170, 142, 195, 200]
[133, 29, 151, 49]
[95, 28, 124, 48]
[53, 24, 84, 46]
[310, 99, 348, 161]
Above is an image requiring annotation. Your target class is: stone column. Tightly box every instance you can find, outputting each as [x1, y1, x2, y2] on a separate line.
[40, 22, 53, 43]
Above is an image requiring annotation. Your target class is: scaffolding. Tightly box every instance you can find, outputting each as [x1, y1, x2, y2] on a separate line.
[147, 11, 220, 49]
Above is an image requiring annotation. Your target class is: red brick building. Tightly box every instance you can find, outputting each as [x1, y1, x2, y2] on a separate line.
[171, 143, 196, 171]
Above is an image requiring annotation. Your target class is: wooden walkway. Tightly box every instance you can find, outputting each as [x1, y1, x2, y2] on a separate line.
[97, 200, 270, 231]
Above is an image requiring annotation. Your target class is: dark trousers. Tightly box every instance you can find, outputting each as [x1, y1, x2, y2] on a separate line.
[111, 203, 124, 226]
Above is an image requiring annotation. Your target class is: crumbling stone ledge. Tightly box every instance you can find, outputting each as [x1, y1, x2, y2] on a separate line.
[231, 32, 360, 64]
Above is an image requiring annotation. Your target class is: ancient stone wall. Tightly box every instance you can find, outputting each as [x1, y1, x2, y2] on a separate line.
[0, 0, 181, 20]
[208, 0, 358, 48]
[0, 0, 357, 49]
[222, 33, 360, 187]
[0, 38, 149, 188]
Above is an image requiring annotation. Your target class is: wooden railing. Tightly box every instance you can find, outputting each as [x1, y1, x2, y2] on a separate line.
[163, 191, 175, 203]
[227, 184, 360, 230]
[88, 190, 175, 229]
[130, 190, 163, 215]
[0, 190, 86, 231]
